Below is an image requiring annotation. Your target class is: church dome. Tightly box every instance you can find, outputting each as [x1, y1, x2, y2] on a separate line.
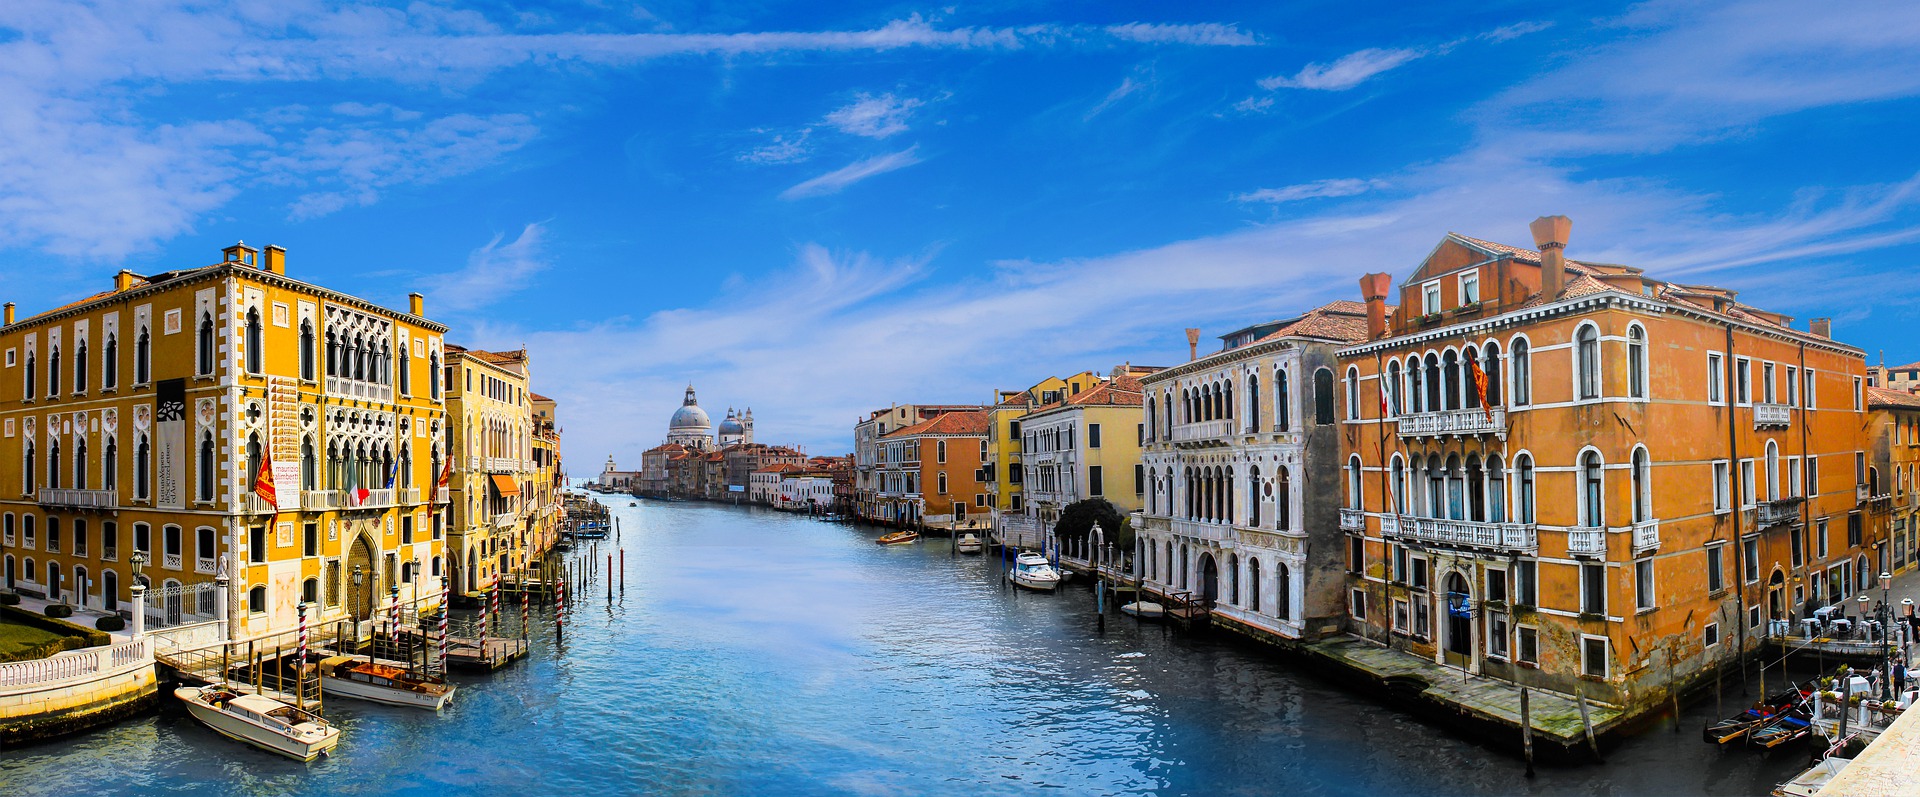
[671, 404, 710, 429]
[718, 416, 745, 435]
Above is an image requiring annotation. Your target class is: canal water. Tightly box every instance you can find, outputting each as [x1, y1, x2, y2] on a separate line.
[2, 498, 1811, 796]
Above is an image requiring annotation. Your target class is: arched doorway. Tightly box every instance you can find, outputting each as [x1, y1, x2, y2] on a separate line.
[1768, 569, 1787, 621]
[466, 548, 479, 592]
[1198, 553, 1219, 604]
[1444, 571, 1473, 668]
[3, 555, 12, 590]
[345, 533, 376, 622]
[104, 570, 119, 613]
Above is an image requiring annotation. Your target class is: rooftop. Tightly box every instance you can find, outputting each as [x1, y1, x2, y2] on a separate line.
[883, 410, 989, 438]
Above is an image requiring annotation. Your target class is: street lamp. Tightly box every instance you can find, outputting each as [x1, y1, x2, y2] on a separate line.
[1883, 571, 1895, 699]
[129, 550, 149, 586]
[351, 565, 366, 623]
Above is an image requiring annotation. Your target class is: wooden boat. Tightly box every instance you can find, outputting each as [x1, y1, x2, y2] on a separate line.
[318, 656, 456, 710]
[1704, 685, 1807, 745]
[175, 684, 339, 762]
[1121, 601, 1165, 620]
[1747, 709, 1814, 750]
[876, 530, 920, 545]
[955, 533, 983, 554]
[1008, 552, 1062, 591]
[1772, 756, 1851, 797]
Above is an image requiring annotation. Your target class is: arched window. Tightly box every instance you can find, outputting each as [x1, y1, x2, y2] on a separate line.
[1488, 456, 1507, 522]
[135, 435, 150, 499]
[429, 352, 442, 399]
[47, 345, 60, 397]
[1442, 350, 1460, 410]
[23, 441, 35, 493]
[1249, 558, 1262, 613]
[300, 320, 315, 381]
[302, 578, 319, 605]
[74, 339, 87, 392]
[1446, 454, 1464, 520]
[198, 432, 215, 502]
[1632, 446, 1653, 522]
[1247, 466, 1261, 527]
[1389, 456, 1406, 515]
[1581, 451, 1605, 527]
[1277, 563, 1292, 621]
[245, 307, 263, 374]
[246, 433, 262, 489]
[1274, 369, 1291, 431]
[249, 585, 267, 614]
[379, 341, 393, 386]
[1228, 553, 1240, 605]
[22, 352, 33, 398]
[1511, 338, 1531, 406]
[1576, 324, 1600, 400]
[103, 437, 116, 491]
[1483, 341, 1502, 406]
[1223, 381, 1234, 420]
[73, 436, 86, 490]
[135, 328, 150, 384]
[1765, 440, 1780, 502]
[47, 439, 60, 489]
[1347, 455, 1363, 510]
[1426, 454, 1444, 518]
[1424, 353, 1442, 411]
[1516, 453, 1536, 524]
[1462, 346, 1481, 409]
[1314, 368, 1335, 424]
[1246, 375, 1260, 432]
[1146, 396, 1156, 440]
[1387, 360, 1403, 415]
[1345, 366, 1361, 419]
[301, 437, 316, 491]
[1407, 356, 1424, 413]
[1276, 466, 1292, 530]
[1466, 454, 1485, 521]
[1627, 324, 1647, 399]
[197, 312, 214, 375]
[325, 330, 338, 377]
[103, 333, 117, 389]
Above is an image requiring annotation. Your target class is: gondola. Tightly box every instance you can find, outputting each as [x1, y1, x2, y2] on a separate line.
[1704, 685, 1807, 745]
[1746, 707, 1814, 750]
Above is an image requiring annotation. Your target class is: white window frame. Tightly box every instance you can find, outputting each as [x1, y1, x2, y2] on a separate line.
[1707, 352, 1725, 405]
[1581, 634, 1610, 679]
[1735, 356, 1752, 406]
[1422, 282, 1441, 316]
[1458, 272, 1480, 306]
[1635, 558, 1656, 611]
[1712, 460, 1731, 514]
[1739, 459, 1756, 509]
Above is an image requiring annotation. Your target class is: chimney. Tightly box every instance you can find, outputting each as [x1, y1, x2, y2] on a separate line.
[1185, 328, 1201, 361]
[1360, 272, 1392, 340]
[2, 303, 12, 326]
[114, 270, 136, 291]
[1529, 215, 1572, 300]
[264, 245, 286, 275]
[409, 292, 425, 317]
[1810, 317, 1831, 339]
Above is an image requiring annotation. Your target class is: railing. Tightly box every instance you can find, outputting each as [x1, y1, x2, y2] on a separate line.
[436, 486, 451, 504]
[400, 487, 422, 505]
[195, 556, 217, 574]
[487, 457, 519, 473]
[37, 488, 116, 509]
[363, 488, 395, 507]
[1171, 518, 1232, 543]
[239, 493, 282, 515]
[493, 512, 518, 528]
[1632, 519, 1660, 552]
[1754, 402, 1792, 428]
[1567, 526, 1606, 556]
[1385, 515, 1536, 552]
[325, 376, 392, 403]
[1869, 493, 1894, 514]
[1396, 407, 1506, 438]
[163, 552, 183, 570]
[1339, 508, 1366, 531]
[1756, 497, 1804, 528]
[1171, 420, 1231, 443]
[304, 490, 340, 510]
[0, 638, 151, 691]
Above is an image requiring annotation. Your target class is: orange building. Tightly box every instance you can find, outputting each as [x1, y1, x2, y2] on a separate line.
[874, 411, 989, 528]
[1867, 386, 1920, 573]
[1338, 216, 1876, 710]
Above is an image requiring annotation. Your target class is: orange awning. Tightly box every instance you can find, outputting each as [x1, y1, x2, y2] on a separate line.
[490, 474, 520, 494]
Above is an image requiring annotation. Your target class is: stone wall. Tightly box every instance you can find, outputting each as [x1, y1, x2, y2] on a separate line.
[0, 638, 157, 745]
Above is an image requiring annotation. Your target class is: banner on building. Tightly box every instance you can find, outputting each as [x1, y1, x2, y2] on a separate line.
[155, 378, 186, 510]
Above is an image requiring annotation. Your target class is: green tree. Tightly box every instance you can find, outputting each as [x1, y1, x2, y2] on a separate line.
[1053, 498, 1133, 550]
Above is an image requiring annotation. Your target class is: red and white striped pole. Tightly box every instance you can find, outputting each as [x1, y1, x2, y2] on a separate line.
[388, 584, 400, 647]
[297, 601, 309, 664]
[489, 584, 500, 638]
[478, 584, 490, 641]
[438, 579, 449, 673]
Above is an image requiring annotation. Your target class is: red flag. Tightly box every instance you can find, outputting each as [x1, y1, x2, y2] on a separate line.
[1469, 357, 1493, 422]
[437, 453, 453, 489]
[252, 446, 279, 527]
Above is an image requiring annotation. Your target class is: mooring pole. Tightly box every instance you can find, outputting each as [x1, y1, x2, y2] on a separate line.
[620, 549, 625, 592]
[1578, 690, 1602, 762]
[1521, 687, 1535, 778]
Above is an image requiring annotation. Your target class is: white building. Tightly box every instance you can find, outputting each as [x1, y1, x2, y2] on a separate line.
[778, 475, 834, 510]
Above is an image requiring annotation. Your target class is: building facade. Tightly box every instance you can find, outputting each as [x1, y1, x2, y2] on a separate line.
[1868, 387, 1920, 574]
[852, 404, 985, 522]
[1338, 218, 1875, 708]
[1134, 304, 1366, 641]
[0, 243, 448, 639]
[1012, 373, 1148, 546]
[443, 345, 537, 597]
[874, 411, 989, 527]
[983, 373, 1102, 545]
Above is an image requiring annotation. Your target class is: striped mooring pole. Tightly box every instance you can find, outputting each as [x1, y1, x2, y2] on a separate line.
[297, 601, 309, 665]
[387, 584, 401, 647]
[489, 585, 500, 637]
[478, 584, 490, 641]
[438, 580, 450, 674]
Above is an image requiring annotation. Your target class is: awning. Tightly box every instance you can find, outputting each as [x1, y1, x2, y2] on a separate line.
[490, 474, 520, 494]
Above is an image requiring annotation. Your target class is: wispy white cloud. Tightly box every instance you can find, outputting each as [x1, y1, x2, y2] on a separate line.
[823, 93, 924, 139]
[1481, 21, 1553, 42]
[1258, 47, 1426, 91]
[1230, 95, 1275, 114]
[1234, 178, 1384, 203]
[1104, 22, 1257, 47]
[1085, 77, 1143, 121]
[780, 147, 923, 200]
[265, 112, 540, 220]
[427, 223, 551, 315]
[738, 130, 812, 165]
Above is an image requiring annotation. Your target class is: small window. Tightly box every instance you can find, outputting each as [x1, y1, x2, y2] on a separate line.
[1707, 545, 1725, 593]
[1459, 272, 1480, 305]
[1704, 622, 1720, 649]
[1350, 589, 1367, 620]
[1735, 357, 1752, 405]
[1422, 282, 1441, 315]
[1517, 626, 1539, 665]
[1713, 461, 1731, 513]
[1635, 559, 1656, 610]
[1582, 637, 1608, 678]
[1708, 353, 1725, 403]
[248, 585, 267, 614]
[1088, 423, 1102, 449]
[1743, 537, 1760, 584]
[1580, 562, 1606, 615]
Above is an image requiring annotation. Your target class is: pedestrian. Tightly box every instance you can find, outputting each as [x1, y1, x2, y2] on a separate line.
[1896, 660, 1909, 695]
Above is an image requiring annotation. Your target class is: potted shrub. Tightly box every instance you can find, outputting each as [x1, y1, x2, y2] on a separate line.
[45, 604, 73, 619]
[95, 615, 126, 632]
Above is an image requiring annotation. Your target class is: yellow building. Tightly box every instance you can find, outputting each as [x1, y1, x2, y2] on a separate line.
[529, 392, 563, 557]
[0, 242, 449, 640]
[984, 372, 1101, 543]
[1868, 386, 1920, 574]
[443, 345, 538, 597]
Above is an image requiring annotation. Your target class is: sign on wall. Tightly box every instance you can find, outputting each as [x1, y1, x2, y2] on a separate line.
[155, 379, 186, 510]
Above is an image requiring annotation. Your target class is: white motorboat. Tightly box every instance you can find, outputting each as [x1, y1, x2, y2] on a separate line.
[1008, 552, 1062, 591]
[1121, 601, 1166, 620]
[1772, 756, 1851, 797]
[955, 533, 983, 554]
[175, 684, 339, 762]
[319, 656, 457, 711]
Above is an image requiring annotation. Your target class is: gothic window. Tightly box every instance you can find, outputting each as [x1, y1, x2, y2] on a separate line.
[245, 307, 263, 374]
[134, 328, 150, 383]
[197, 312, 214, 375]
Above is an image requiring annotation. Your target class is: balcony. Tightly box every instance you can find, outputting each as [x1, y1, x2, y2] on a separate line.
[303, 490, 340, 510]
[1754, 402, 1792, 428]
[1632, 519, 1661, 553]
[1869, 493, 1894, 514]
[239, 493, 282, 515]
[1395, 407, 1506, 439]
[37, 488, 116, 509]
[493, 511, 519, 528]
[435, 486, 451, 504]
[325, 376, 393, 404]
[1339, 508, 1366, 532]
[1171, 517, 1233, 543]
[1567, 526, 1606, 557]
[1385, 515, 1536, 553]
[1171, 420, 1231, 445]
[400, 487, 422, 505]
[1755, 497, 1804, 529]
[195, 556, 217, 574]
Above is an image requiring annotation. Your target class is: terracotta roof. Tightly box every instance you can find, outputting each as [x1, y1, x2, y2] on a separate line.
[529, 392, 554, 402]
[1887, 362, 1920, 372]
[756, 463, 807, 474]
[1030, 374, 1146, 412]
[1869, 386, 1920, 409]
[1249, 300, 1370, 345]
[883, 410, 988, 438]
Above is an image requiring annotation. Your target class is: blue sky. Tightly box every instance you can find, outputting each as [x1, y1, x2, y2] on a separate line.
[2, 1, 1918, 471]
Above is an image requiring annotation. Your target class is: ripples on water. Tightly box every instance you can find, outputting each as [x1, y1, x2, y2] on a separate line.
[1, 500, 1809, 796]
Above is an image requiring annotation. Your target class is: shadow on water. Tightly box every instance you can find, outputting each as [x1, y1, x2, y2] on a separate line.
[1, 498, 1816, 796]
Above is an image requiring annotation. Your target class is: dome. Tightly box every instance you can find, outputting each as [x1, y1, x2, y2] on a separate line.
[718, 417, 745, 435]
[671, 403, 710, 429]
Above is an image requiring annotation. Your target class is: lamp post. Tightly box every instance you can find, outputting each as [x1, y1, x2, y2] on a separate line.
[1883, 571, 1895, 699]
[129, 551, 149, 640]
[350, 565, 366, 624]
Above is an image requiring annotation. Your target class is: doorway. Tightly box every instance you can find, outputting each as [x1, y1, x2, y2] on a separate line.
[1444, 572, 1473, 669]
[346, 533, 375, 621]
[1198, 553, 1219, 604]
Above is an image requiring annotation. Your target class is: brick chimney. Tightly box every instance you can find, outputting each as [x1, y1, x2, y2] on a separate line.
[1529, 215, 1572, 300]
[1810, 317, 1831, 339]
[2, 303, 12, 326]
[1360, 272, 1392, 340]
[1185, 328, 1201, 361]
[409, 292, 425, 317]
[264, 245, 286, 275]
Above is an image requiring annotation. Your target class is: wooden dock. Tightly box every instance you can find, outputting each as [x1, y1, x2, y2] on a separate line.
[446, 636, 528, 672]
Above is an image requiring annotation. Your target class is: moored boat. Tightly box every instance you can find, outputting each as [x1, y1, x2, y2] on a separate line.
[175, 684, 339, 762]
[1008, 552, 1062, 591]
[1747, 708, 1813, 750]
[1704, 684, 1808, 745]
[318, 656, 457, 710]
[877, 530, 920, 545]
[1121, 601, 1165, 620]
[955, 533, 983, 554]
[1772, 756, 1851, 796]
